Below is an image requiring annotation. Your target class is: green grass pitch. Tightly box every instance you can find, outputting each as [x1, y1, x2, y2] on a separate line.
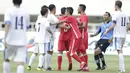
[0, 52, 130, 73]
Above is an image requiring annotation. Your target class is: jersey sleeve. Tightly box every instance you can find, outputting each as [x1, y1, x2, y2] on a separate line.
[96, 24, 101, 33]
[112, 14, 117, 24]
[47, 15, 59, 24]
[4, 10, 11, 25]
[26, 13, 30, 29]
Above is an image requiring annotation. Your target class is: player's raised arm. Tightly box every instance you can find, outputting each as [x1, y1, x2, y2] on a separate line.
[104, 14, 116, 35]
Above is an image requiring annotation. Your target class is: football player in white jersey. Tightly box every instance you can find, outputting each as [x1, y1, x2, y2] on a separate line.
[27, 6, 52, 71]
[45, 4, 65, 70]
[104, 1, 130, 73]
[3, 0, 30, 73]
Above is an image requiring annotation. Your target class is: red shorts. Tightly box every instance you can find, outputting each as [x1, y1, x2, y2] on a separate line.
[58, 39, 70, 51]
[77, 39, 86, 54]
[69, 38, 83, 55]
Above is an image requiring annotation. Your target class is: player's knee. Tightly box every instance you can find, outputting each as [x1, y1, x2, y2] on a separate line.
[4, 59, 10, 62]
[117, 50, 122, 54]
[47, 51, 53, 55]
[35, 53, 38, 56]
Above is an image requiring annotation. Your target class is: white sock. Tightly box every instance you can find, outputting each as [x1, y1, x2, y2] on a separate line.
[45, 53, 52, 69]
[28, 53, 36, 66]
[3, 62, 10, 73]
[119, 53, 125, 72]
[38, 55, 44, 67]
[17, 65, 24, 73]
[47, 53, 52, 68]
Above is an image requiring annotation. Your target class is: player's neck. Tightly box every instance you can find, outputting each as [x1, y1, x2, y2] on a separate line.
[80, 12, 85, 15]
[117, 9, 122, 12]
[50, 11, 55, 15]
[14, 4, 20, 8]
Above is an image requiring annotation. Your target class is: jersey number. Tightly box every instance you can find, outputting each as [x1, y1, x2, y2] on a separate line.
[121, 17, 126, 26]
[15, 16, 23, 29]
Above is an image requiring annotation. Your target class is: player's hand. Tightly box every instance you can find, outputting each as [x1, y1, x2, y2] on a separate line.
[108, 38, 113, 43]
[66, 25, 70, 29]
[104, 31, 108, 35]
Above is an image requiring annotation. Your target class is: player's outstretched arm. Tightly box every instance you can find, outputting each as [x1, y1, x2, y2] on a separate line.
[90, 25, 101, 37]
[50, 20, 66, 25]
[104, 23, 115, 35]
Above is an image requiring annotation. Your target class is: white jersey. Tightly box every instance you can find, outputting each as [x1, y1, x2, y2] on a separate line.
[47, 14, 59, 38]
[4, 6, 30, 46]
[35, 16, 50, 43]
[112, 11, 130, 38]
[37, 15, 51, 43]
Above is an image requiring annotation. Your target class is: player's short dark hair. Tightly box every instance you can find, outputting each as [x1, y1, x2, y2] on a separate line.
[41, 5, 48, 10]
[79, 4, 86, 12]
[41, 8, 48, 16]
[105, 12, 111, 17]
[49, 4, 56, 11]
[66, 7, 73, 15]
[115, 0, 122, 8]
[13, 0, 22, 5]
[61, 7, 66, 15]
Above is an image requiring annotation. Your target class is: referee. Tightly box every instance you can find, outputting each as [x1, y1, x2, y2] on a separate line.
[90, 12, 113, 70]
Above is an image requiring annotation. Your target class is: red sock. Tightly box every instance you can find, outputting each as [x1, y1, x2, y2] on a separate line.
[84, 54, 88, 67]
[58, 56, 62, 70]
[72, 53, 82, 63]
[80, 56, 86, 63]
[66, 52, 72, 63]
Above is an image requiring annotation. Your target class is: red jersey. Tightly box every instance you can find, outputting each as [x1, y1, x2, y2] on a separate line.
[59, 16, 72, 40]
[65, 16, 81, 39]
[78, 14, 88, 38]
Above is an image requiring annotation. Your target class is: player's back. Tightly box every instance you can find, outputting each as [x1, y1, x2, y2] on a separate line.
[113, 11, 129, 38]
[4, 6, 29, 46]
[35, 17, 50, 43]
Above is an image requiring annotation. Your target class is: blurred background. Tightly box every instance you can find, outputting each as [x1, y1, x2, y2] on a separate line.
[0, 0, 130, 32]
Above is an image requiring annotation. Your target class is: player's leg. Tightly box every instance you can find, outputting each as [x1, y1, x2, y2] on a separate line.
[45, 40, 53, 70]
[83, 35, 89, 70]
[69, 39, 86, 71]
[65, 40, 72, 71]
[37, 43, 45, 71]
[27, 44, 39, 70]
[115, 38, 125, 73]
[98, 40, 110, 70]
[57, 40, 65, 71]
[14, 46, 26, 73]
[3, 45, 16, 73]
[94, 40, 101, 70]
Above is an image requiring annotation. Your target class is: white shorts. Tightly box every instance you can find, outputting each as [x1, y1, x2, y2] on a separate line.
[34, 43, 46, 54]
[114, 37, 126, 51]
[4, 45, 26, 62]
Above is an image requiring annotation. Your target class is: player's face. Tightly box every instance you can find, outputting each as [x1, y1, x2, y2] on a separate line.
[115, 4, 117, 11]
[54, 8, 56, 14]
[103, 13, 109, 21]
[65, 10, 69, 16]
[78, 6, 81, 14]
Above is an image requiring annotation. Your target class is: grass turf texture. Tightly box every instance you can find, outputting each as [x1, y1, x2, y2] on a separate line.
[0, 52, 130, 73]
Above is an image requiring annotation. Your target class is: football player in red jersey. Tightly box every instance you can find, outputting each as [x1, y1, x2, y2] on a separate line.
[77, 4, 89, 71]
[57, 7, 72, 71]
